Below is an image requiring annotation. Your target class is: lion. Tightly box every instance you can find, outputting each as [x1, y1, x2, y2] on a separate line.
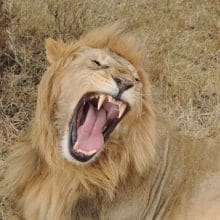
[2, 24, 220, 220]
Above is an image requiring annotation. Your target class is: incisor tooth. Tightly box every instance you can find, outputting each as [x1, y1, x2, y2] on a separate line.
[73, 143, 96, 156]
[78, 149, 97, 156]
[73, 142, 79, 152]
[108, 95, 113, 103]
[98, 94, 106, 110]
[118, 103, 127, 118]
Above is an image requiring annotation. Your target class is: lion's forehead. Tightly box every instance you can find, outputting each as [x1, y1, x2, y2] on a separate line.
[76, 48, 138, 76]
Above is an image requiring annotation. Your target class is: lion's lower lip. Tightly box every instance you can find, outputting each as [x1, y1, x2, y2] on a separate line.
[71, 148, 96, 162]
[68, 92, 130, 163]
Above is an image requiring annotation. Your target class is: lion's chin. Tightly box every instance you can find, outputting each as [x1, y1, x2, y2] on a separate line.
[67, 92, 130, 163]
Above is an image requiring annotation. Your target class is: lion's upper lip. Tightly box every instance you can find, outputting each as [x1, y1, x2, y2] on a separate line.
[68, 92, 130, 163]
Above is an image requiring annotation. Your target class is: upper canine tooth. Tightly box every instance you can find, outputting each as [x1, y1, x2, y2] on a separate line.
[98, 94, 106, 110]
[118, 103, 127, 118]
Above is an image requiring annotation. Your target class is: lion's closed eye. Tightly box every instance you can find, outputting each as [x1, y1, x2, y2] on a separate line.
[91, 59, 110, 69]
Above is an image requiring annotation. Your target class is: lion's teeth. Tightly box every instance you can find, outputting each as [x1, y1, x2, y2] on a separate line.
[107, 95, 113, 103]
[73, 142, 79, 152]
[73, 142, 96, 156]
[85, 149, 97, 156]
[118, 103, 126, 118]
[107, 96, 118, 105]
[97, 94, 106, 110]
[78, 149, 97, 156]
[103, 125, 107, 131]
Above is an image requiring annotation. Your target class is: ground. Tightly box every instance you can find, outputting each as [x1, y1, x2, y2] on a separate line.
[0, 0, 219, 219]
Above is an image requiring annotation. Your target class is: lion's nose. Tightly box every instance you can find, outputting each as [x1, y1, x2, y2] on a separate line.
[113, 76, 133, 98]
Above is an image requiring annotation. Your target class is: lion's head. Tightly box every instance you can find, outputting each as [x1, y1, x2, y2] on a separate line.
[33, 24, 155, 180]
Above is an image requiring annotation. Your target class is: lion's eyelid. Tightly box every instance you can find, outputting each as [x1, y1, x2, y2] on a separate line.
[92, 60, 101, 66]
[135, 77, 140, 82]
[91, 60, 110, 69]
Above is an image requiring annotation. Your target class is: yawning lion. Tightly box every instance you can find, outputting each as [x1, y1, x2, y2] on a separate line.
[3, 24, 220, 220]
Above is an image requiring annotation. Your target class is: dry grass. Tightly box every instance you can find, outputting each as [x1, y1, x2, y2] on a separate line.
[0, 0, 219, 218]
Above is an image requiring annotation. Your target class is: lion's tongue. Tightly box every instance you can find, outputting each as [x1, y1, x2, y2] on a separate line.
[76, 104, 107, 152]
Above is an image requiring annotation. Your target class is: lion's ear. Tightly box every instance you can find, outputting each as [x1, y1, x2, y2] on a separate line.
[45, 38, 65, 63]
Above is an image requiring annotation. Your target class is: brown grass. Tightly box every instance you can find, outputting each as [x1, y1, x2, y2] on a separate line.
[0, 0, 219, 218]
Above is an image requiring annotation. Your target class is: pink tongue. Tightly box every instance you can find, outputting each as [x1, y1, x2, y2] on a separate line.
[76, 105, 107, 152]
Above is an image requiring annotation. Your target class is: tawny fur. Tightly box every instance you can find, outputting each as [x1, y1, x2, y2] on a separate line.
[3, 24, 220, 220]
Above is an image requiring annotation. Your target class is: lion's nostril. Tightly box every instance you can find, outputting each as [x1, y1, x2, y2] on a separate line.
[113, 77, 123, 85]
[113, 76, 133, 90]
[112, 76, 134, 99]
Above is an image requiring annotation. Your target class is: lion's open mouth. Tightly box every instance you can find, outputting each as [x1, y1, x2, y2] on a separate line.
[68, 92, 129, 162]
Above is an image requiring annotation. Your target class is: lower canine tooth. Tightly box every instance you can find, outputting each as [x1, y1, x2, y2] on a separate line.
[98, 94, 106, 110]
[118, 103, 126, 118]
